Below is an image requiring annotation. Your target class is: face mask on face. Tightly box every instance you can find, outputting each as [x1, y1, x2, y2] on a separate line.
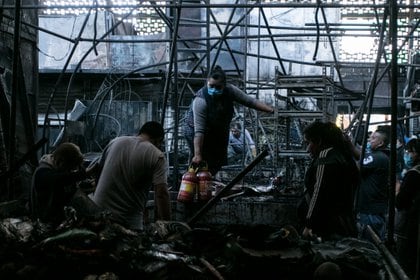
[404, 153, 414, 168]
[366, 142, 372, 152]
[207, 87, 222, 96]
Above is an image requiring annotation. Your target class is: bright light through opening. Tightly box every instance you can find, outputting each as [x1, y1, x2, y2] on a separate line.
[40, 0, 166, 36]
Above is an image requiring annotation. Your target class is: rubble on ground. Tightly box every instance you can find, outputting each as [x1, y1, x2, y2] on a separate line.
[0, 211, 389, 280]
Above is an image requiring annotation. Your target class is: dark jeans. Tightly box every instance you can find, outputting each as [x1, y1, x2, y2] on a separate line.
[357, 213, 387, 242]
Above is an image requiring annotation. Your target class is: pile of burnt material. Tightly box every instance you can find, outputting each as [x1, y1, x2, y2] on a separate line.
[0, 212, 389, 280]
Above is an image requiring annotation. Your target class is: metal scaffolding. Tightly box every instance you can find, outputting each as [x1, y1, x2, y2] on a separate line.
[1, 0, 420, 191]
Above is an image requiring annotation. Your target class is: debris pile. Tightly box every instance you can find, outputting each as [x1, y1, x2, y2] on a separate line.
[0, 212, 388, 280]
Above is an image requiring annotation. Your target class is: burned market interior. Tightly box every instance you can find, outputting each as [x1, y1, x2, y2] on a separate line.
[0, 0, 420, 279]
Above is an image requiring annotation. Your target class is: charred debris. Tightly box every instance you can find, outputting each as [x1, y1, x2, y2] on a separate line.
[0, 178, 392, 280]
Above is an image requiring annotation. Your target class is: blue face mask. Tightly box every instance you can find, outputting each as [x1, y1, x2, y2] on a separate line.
[404, 153, 413, 168]
[207, 87, 222, 96]
[366, 142, 372, 152]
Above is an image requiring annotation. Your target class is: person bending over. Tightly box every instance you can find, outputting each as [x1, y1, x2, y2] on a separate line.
[93, 121, 171, 230]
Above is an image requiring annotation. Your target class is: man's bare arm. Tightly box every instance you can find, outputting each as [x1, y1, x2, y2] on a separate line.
[154, 183, 171, 220]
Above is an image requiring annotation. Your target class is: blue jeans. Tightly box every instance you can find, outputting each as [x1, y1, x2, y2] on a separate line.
[357, 213, 387, 242]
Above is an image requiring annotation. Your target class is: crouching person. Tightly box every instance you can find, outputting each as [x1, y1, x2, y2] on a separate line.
[92, 121, 171, 231]
[30, 142, 96, 225]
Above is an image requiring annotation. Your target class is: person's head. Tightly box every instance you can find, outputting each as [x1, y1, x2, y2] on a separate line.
[207, 65, 226, 96]
[404, 138, 420, 167]
[230, 122, 242, 138]
[397, 136, 404, 148]
[313, 262, 342, 280]
[52, 142, 84, 171]
[303, 121, 343, 158]
[369, 129, 389, 151]
[304, 121, 324, 157]
[138, 121, 165, 148]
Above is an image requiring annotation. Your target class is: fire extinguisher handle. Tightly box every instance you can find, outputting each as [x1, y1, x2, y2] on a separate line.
[189, 162, 199, 171]
[198, 161, 208, 170]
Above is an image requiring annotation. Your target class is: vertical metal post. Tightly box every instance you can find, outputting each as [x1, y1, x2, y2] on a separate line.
[8, 0, 22, 199]
[387, 0, 398, 246]
[206, 0, 210, 72]
[173, 2, 180, 189]
[255, 1, 261, 165]
[161, 0, 181, 188]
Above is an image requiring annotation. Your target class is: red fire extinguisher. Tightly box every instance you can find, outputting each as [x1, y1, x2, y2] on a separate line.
[197, 162, 212, 201]
[177, 165, 198, 203]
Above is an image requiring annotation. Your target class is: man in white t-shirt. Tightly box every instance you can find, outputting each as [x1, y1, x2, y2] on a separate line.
[93, 121, 171, 230]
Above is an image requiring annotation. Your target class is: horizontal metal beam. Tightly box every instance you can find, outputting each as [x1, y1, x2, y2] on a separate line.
[277, 150, 308, 157]
[1, 3, 402, 10]
[277, 110, 325, 118]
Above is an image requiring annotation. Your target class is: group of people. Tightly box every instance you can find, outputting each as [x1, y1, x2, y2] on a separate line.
[356, 131, 420, 279]
[30, 65, 419, 278]
[299, 125, 394, 241]
[300, 122, 420, 278]
[31, 121, 171, 231]
[30, 65, 273, 229]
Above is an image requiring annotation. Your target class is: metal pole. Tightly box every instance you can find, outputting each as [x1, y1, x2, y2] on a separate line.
[8, 0, 22, 199]
[353, 7, 389, 160]
[388, 0, 398, 246]
[259, 6, 286, 75]
[161, 0, 181, 124]
[1, 3, 396, 10]
[208, 0, 242, 75]
[366, 225, 410, 280]
[160, 0, 181, 190]
[41, 10, 93, 153]
[416, 219, 420, 280]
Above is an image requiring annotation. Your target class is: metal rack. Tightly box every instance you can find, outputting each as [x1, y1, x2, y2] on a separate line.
[268, 65, 335, 189]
